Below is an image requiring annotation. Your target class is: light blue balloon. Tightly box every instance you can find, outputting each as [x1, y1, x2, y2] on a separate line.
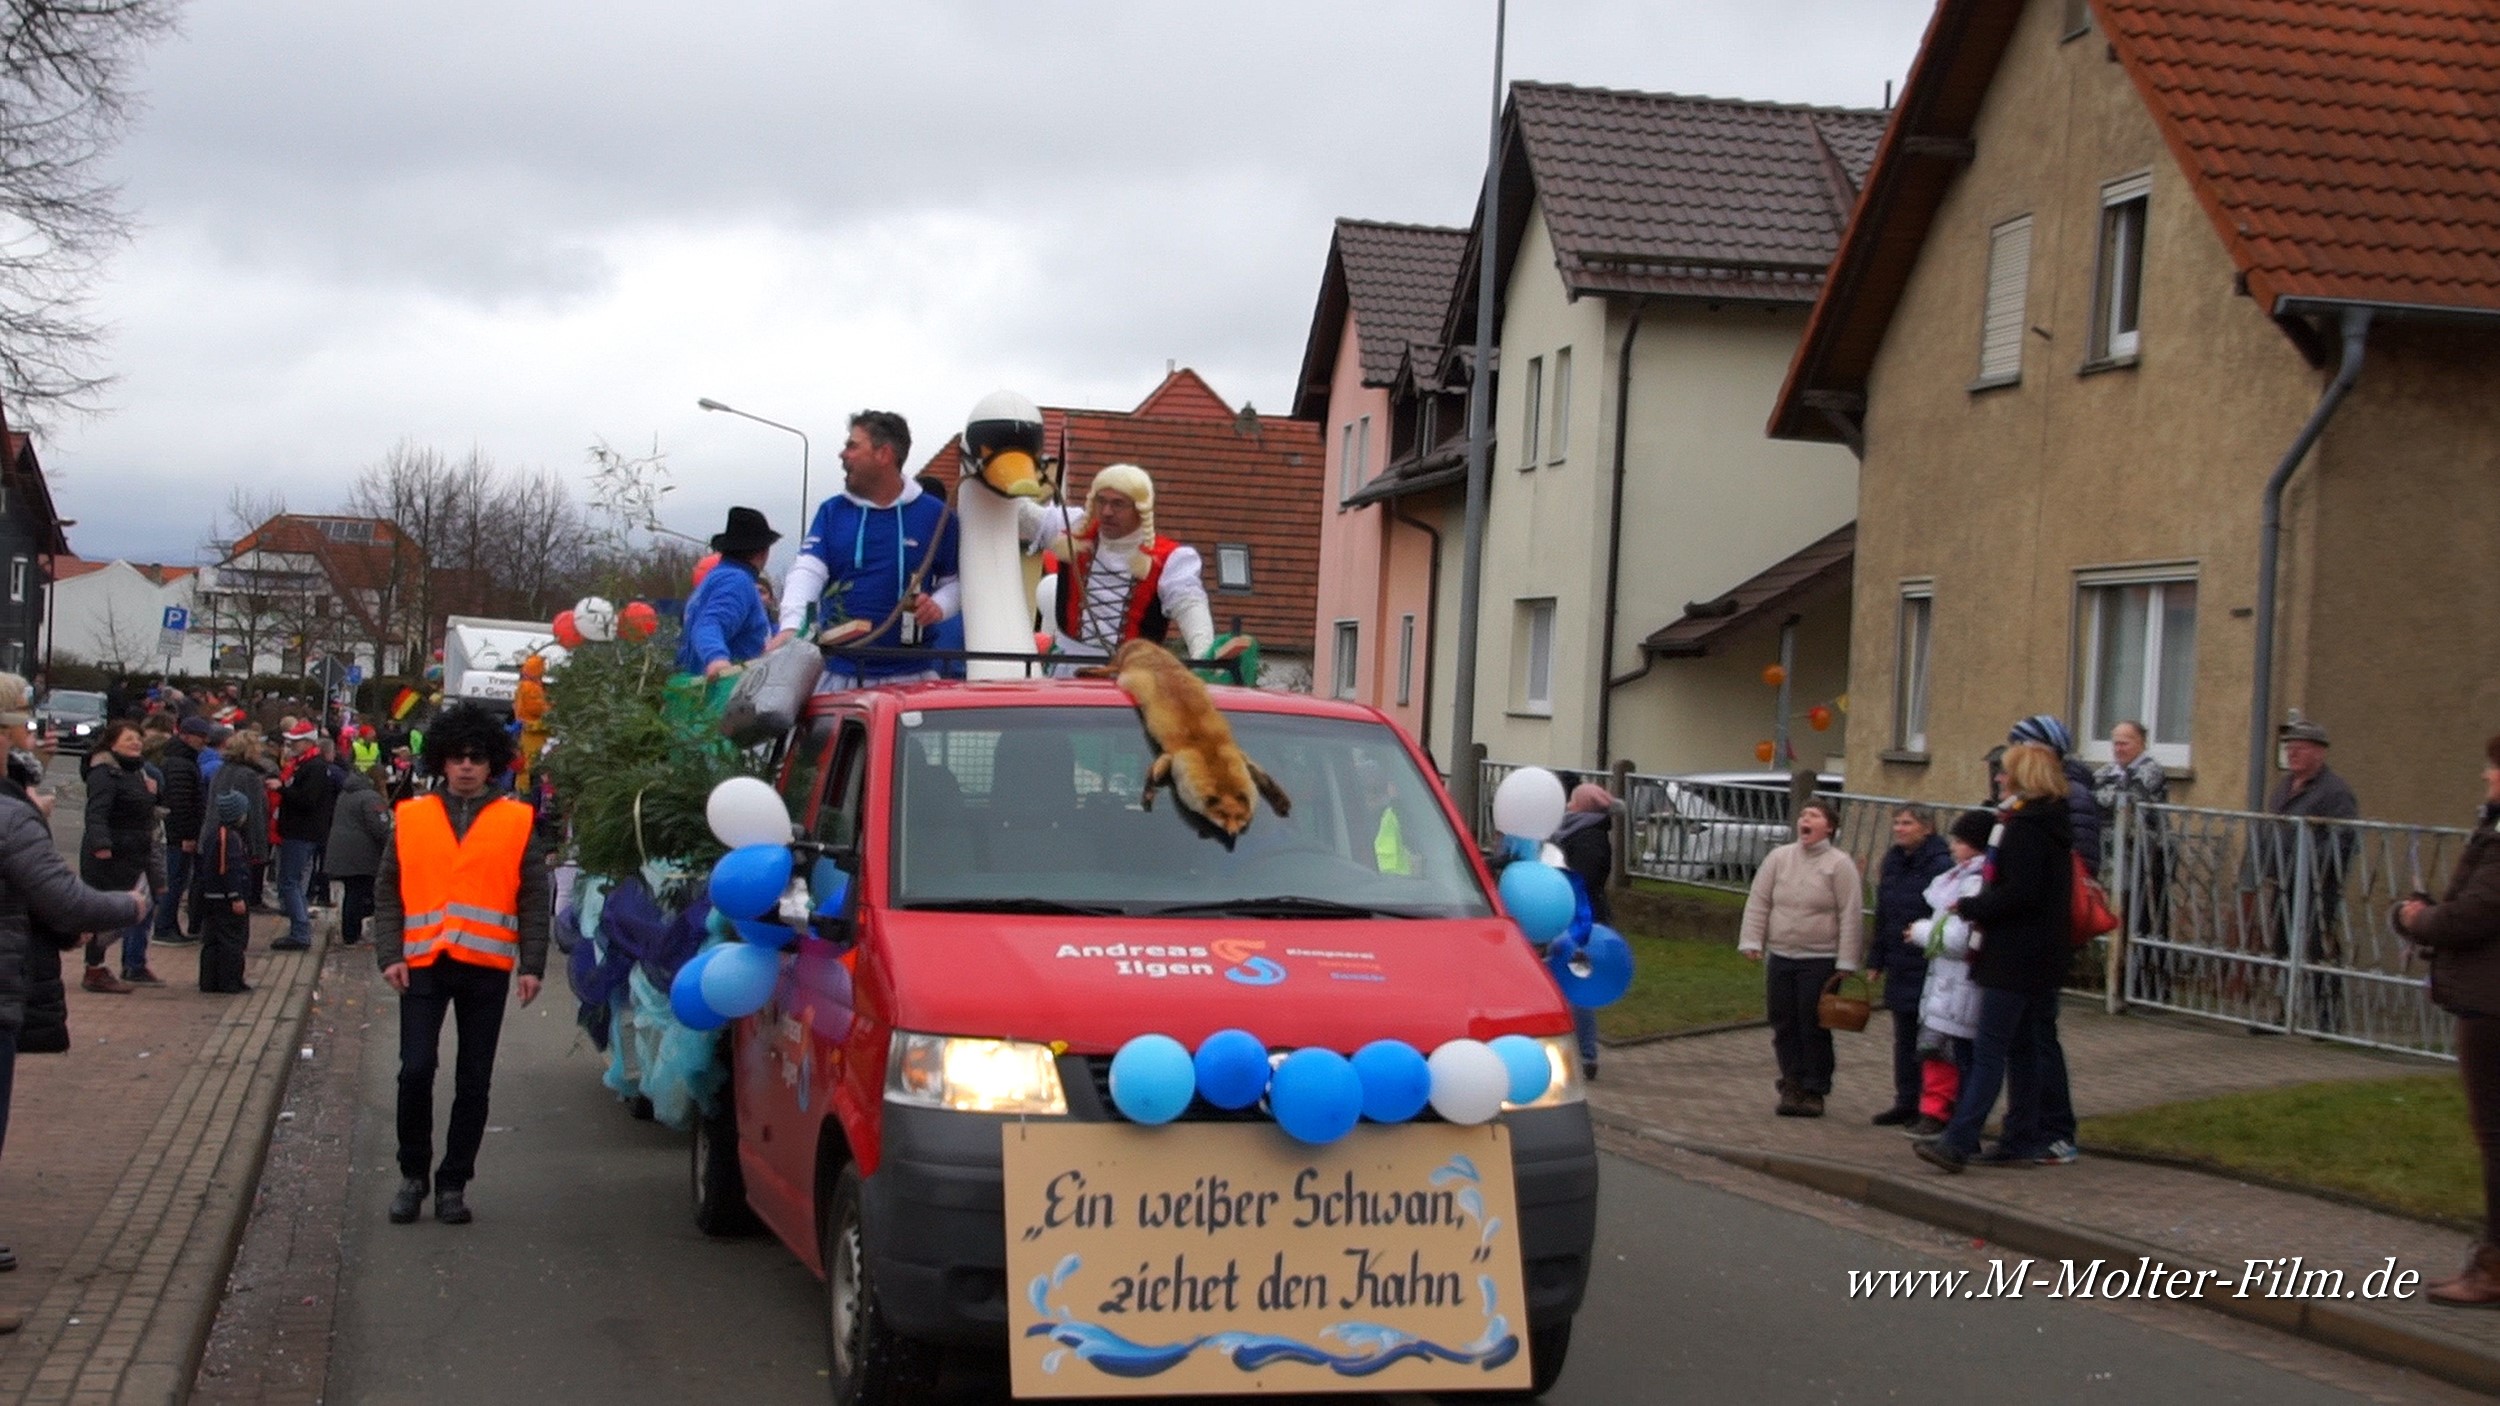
[1499, 861, 1576, 944]
[709, 843, 793, 921]
[1194, 1029, 1271, 1111]
[734, 916, 799, 950]
[810, 860, 851, 916]
[1269, 1048, 1363, 1145]
[1489, 1033, 1553, 1104]
[1109, 1034, 1195, 1125]
[668, 949, 726, 1031]
[1503, 834, 1538, 861]
[1350, 1040, 1432, 1123]
[1551, 924, 1635, 1008]
[701, 942, 781, 1020]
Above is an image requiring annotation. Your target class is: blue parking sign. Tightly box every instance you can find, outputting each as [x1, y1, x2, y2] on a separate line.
[162, 605, 189, 632]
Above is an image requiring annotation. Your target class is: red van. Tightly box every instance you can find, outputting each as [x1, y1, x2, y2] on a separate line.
[694, 677, 1599, 1404]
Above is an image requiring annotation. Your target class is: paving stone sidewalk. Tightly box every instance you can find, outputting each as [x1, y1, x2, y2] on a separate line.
[1589, 999, 2500, 1383]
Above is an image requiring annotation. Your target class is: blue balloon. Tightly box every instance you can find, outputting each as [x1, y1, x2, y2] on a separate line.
[668, 949, 726, 1031]
[709, 843, 793, 921]
[1193, 1029, 1271, 1111]
[1500, 861, 1576, 944]
[1350, 1040, 1432, 1123]
[1109, 1034, 1196, 1125]
[1269, 1048, 1364, 1145]
[735, 916, 799, 950]
[1551, 924, 1635, 1008]
[810, 860, 851, 916]
[701, 942, 781, 1019]
[1489, 1034, 1553, 1104]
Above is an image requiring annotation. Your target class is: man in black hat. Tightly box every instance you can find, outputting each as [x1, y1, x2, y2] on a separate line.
[677, 506, 781, 679]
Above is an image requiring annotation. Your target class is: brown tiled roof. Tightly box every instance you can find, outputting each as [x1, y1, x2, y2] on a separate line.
[1774, 0, 2500, 443]
[1642, 522, 1855, 657]
[221, 514, 423, 636]
[923, 371, 1326, 650]
[2099, 0, 2500, 315]
[1292, 220, 1467, 418]
[1449, 83, 1888, 342]
[1130, 367, 1236, 421]
[54, 557, 194, 585]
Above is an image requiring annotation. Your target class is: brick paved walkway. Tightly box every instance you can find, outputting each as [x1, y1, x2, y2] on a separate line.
[1590, 1000, 2500, 1374]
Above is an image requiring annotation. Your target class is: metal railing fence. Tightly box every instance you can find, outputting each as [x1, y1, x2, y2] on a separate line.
[1477, 759, 2470, 1060]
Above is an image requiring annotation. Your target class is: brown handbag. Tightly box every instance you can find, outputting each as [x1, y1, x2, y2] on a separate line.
[1817, 971, 1873, 1032]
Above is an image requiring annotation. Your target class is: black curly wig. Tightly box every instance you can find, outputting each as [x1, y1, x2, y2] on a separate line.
[419, 701, 517, 777]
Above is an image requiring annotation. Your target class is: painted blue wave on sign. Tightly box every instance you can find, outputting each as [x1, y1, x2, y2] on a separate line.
[1024, 1258, 1520, 1381]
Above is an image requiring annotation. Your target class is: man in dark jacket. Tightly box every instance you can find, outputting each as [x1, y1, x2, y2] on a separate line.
[273, 723, 334, 951]
[2265, 714, 2361, 1032]
[154, 718, 210, 944]
[1869, 807, 1953, 1127]
[325, 767, 390, 946]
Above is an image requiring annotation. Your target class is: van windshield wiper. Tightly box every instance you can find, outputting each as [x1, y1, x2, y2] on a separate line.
[1142, 896, 1412, 919]
[901, 897, 1127, 916]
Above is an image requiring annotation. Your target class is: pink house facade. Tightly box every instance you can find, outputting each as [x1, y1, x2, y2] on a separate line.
[1294, 220, 1467, 755]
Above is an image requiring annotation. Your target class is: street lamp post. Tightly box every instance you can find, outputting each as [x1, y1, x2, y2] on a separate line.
[697, 398, 812, 546]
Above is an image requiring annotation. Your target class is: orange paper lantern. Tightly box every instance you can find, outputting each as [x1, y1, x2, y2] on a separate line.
[553, 610, 584, 648]
[1755, 739, 1777, 765]
[619, 600, 660, 640]
[1807, 705, 1833, 732]
[691, 552, 720, 587]
[1761, 664, 1787, 688]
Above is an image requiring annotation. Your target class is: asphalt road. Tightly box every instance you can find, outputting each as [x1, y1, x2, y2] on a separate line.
[327, 966, 2400, 1405]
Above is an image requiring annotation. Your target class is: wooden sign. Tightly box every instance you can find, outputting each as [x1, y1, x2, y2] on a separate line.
[1003, 1121, 1532, 1397]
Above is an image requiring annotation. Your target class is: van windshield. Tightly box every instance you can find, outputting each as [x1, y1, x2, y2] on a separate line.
[891, 706, 1492, 919]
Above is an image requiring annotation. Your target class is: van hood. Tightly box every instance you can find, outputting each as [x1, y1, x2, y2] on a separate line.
[872, 912, 1571, 1053]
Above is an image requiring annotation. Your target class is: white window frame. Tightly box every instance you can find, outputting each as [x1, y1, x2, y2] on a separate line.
[1548, 346, 1571, 462]
[1976, 214, 2033, 387]
[1895, 583, 1933, 754]
[1396, 613, 1416, 707]
[1339, 422, 1357, 502]
[1356, 413, 1371, 489]
[1519, 356, 1543, 468]
[1518, 598, 1556, 716]
[7, 557, 24, 605]
[1332, 620, 1359, 700]
[2074, 564, 2198, 769]
[2095, 174, 2151, 361]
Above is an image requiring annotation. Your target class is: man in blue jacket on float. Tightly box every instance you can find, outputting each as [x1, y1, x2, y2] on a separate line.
[769, 410, 959, 688]
[676, 506, 780, 679]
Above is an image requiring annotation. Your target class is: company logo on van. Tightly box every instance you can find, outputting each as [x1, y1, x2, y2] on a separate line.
[1212, 938, 1286, 987]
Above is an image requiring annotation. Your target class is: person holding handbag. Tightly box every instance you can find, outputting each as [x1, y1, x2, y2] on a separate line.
[2394, 733, 2500, 1307]
[1738, 801, 1865, 1118]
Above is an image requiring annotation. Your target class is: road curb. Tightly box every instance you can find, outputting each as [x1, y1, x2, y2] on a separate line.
[1589, 1106, 2500, 1396]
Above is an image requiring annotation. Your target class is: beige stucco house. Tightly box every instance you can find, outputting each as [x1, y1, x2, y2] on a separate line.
[1440, 83, 1879, 777]
[1772, 0, 2500, 826]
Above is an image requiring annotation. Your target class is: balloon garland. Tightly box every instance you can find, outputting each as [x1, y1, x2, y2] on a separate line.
[1098, 1027, 1551, 1145]
[666, 775, 815, 1030]
[1487, 764, 1637, 1012]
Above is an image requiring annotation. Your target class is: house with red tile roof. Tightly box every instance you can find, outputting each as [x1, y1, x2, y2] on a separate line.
[1294, 218, 1468, 748]
[923, 369, 1326, 681]
[1366, 83, 1877, 778]
[197, 514, 427, 677]
[1770, 0, 2500, 825]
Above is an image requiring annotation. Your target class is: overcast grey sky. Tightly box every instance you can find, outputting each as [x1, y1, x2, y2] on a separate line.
[51, 0, 1935, 567]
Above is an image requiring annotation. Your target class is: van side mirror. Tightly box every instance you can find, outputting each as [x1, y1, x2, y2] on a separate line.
[806, 849, 860, 946]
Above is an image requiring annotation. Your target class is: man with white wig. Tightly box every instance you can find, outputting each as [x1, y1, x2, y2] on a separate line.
[1021, 463, 1248, 673]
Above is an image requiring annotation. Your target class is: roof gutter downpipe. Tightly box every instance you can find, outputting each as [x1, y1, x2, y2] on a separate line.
[1595, 300, 1646, 770]
[2247, 306, 2369, 811]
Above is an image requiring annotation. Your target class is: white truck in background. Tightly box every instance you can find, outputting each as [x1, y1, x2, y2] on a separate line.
[440, 615, 563, 709]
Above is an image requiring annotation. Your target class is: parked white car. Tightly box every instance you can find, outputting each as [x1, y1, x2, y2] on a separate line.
[1631, 772, 1843, 882]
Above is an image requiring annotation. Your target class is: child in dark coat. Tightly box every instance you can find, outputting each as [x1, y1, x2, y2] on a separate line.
[198, 790, 255, 994]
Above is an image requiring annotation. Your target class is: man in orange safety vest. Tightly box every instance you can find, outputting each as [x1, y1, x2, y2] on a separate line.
[372, 701, 548, 1227]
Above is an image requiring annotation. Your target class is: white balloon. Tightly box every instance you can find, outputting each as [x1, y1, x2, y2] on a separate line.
[1427, 1039, 1511, 1125]
[1492, 767, 1568, 842]
[1538, 842, 1566, 869]
[707, 776, 791, 849]
[575, 596, 617, 642]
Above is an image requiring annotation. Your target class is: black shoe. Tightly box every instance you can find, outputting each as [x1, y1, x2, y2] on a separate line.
[1580, 1061, 1599, 1084]
[1905, 1115, 1948, 1137]
[270, 938, 311, 952]
[627, 1095, 655, 1121]
[1913, 1137, 1967, 1174]
[434, 1185, 471, 1225]
[388, 1178, 426, 1224]
[155, 933, 198, 947]
[1871, 1106, 1918, 1127]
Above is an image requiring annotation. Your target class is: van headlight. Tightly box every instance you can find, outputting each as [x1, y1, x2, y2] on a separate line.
[1503, 1035, 1587, 1111]
[886, 1032, 1068, 1115]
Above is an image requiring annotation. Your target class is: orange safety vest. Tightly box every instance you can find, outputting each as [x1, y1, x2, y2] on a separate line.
[1056, 537, 1177, 647]
[394, 794, 533, 971]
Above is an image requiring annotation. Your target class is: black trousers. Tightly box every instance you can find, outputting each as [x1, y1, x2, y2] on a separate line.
[198, 905, 250, 993]
[1886, 1007, 1922, 1114]
[397, 959, 511, 1188]
[1766, 954, 1838, 1096]
[339, 875, 374, 946]
[2459, 1015, 2500, 1247]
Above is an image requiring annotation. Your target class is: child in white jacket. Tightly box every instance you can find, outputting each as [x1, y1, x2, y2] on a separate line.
[1906, 809, 1997, 1135]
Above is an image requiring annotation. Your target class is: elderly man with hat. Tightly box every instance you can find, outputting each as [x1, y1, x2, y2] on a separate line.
[1019, 462, 1248, 673]
[2263, 712, 2361, 1031]
[678, 506, 780, 680]
[272, 719, 335, 951]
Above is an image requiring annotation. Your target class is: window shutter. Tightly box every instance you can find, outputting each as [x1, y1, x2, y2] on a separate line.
[1979, 216, 2033, 383]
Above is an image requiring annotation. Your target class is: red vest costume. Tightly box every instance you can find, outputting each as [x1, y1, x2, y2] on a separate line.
[1055, 537, 1177, 647]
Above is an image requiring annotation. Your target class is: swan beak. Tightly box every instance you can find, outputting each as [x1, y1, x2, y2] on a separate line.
[974, 448, 1049, 499]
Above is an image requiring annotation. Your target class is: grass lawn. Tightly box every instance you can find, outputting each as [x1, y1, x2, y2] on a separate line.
[1595, 929, 1763, 1042]
[2081, 1075, 2478, 1226]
